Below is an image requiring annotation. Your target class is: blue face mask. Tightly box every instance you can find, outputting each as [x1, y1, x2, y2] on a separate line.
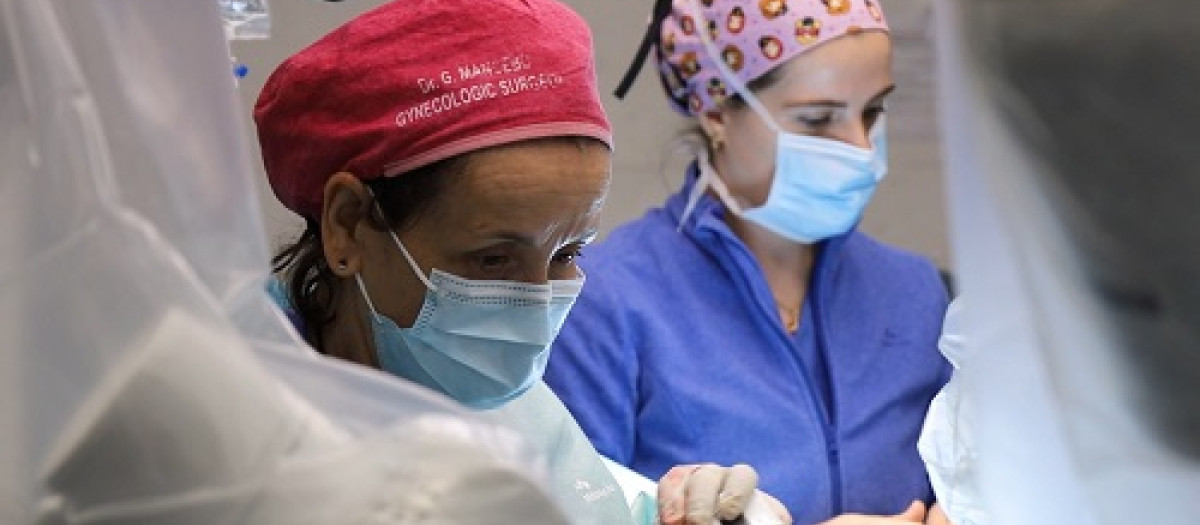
[355, 225, 584, 410]
[689, 116, 888, 244]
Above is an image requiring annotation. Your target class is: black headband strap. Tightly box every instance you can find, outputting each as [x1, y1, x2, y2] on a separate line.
[613, 0, 675, 100]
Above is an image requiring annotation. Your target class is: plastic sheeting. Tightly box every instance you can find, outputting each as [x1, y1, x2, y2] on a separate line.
[0, 1, 570, 523]
[932, 0, 1200, 523]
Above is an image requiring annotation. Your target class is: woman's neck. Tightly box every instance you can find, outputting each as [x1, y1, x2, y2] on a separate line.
[728, 214, 815, 285]
[704, 151, 817, 321]
[726, 209, 816, 332]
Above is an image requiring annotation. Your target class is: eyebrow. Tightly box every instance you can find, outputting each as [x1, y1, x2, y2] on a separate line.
[481, 228, 599, 247]
[483, 231, 539, 247]
[783, 84, 897, 109]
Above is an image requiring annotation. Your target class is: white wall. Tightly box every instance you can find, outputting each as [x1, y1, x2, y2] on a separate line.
[232, 0, 948, 268]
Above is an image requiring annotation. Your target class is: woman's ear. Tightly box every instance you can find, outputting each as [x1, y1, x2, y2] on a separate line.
[698, 109, 728, 152]
[320, 172, 372, 277]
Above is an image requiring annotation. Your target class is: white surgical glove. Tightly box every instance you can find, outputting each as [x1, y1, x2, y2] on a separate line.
[656, 463, 792, 525]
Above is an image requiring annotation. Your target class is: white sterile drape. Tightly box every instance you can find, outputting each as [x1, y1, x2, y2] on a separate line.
[925, 1, 1200, 524]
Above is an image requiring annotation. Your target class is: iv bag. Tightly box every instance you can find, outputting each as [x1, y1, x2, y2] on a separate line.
[219, 0, 270, 40]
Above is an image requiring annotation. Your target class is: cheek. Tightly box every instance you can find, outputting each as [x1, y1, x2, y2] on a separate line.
[382, 285, 427, 329]
[550, 264, 583, 282]
[361, 234, 433, 328]
[722, 122, 778, 206]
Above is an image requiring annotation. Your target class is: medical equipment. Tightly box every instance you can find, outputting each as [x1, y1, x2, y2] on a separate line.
[218, 0, 270, 40]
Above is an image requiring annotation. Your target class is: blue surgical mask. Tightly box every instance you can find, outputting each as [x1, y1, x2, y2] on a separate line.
[355, 224, 584, 410]
[686, 116, 888, 244]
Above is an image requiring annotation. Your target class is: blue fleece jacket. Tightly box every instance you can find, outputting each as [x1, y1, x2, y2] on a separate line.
[545, 168, 950, 524]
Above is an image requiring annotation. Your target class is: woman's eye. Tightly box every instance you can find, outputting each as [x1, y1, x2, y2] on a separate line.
[797, 114, 833, 127]
[552, 246, 584, 265]
[479, 254, 512, 271]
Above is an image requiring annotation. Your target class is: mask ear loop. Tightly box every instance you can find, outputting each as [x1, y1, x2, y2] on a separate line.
[380, 220, 436, 291]
[354, 186, 439, 322]
[677, 147, 751, 231]
[354, 274, 385, 321]
[363, 187, 437, 292]
[677, 148, 713, 232]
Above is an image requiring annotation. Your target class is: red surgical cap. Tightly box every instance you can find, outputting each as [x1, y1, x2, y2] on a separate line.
[254, 0, 612, 218]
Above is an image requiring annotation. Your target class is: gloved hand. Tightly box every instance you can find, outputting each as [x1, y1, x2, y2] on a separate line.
[818, 501, 928, 525]
[656, 463, 792, 525]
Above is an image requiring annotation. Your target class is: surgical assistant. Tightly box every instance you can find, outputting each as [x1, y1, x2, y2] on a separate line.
[545, 0, 950, 522]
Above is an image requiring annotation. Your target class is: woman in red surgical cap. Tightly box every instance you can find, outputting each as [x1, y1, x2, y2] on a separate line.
[255, 1, 791, 524]
[546, 0, 951, 523]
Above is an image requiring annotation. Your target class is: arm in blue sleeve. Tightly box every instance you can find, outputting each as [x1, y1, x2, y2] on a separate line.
[925, 264, 955, 389]
[545, 270, 639, 465]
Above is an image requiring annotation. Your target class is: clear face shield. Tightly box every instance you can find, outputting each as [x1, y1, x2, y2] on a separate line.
[933, 0, 1200, 523]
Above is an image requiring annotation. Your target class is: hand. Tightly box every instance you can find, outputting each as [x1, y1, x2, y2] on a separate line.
[818, 501, 927, 525]
[656, 463, 792, 525]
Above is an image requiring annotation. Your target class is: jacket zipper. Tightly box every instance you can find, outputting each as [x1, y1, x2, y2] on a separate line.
[809, 279, 843, 516]
[697, 219, 843, 516]
[740, 238, 843, 516]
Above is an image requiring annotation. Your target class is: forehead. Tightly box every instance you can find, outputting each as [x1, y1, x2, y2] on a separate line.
[767, 31, 893, 99]
[455, 140, 610, 204]
[423, 140, 611, 239]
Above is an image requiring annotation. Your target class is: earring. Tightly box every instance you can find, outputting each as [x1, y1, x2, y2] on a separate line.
[336, 260, 348, 272]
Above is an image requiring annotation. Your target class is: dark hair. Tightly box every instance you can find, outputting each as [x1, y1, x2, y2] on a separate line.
[270, 136, 606, 357]
[270, 155, 469, 356]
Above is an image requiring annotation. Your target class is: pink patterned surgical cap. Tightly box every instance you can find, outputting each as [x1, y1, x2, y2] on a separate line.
[654, 0, 889, 115]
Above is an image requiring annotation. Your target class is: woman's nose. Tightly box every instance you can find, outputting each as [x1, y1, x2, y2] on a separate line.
[837, 122, 872, 150]
[516, 265, 551, 285]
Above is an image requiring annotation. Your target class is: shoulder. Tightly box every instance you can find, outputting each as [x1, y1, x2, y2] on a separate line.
[842, 233, 939, 273]
[591, 208, 684, 257]
[579, 208, 694, 283]
[842, 233, 943, 287]
[833, 235, 950, 374]
[836, 233, 948, 313]
[566, 209, 714, 334]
